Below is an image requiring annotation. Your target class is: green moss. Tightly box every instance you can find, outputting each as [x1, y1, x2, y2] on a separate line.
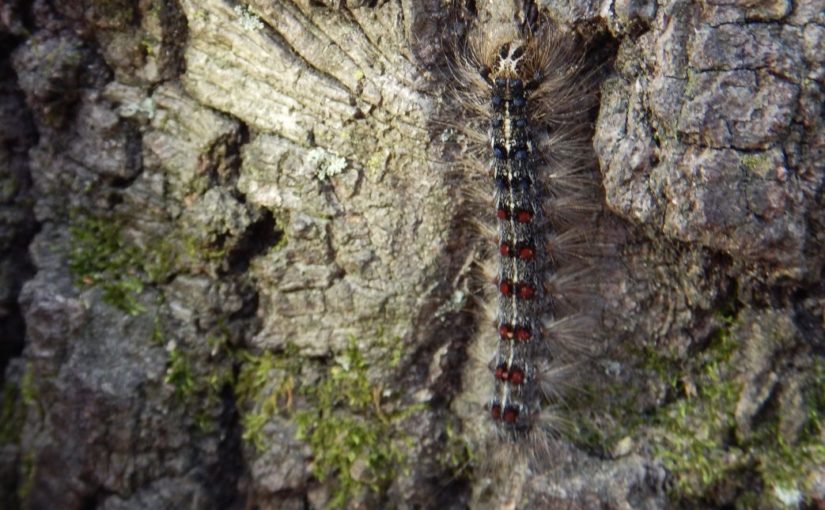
[142, 240, 178, 284]
[571, 288, 824, 506]
[0, 382, 24, 445]
[649, 313, 822, 506]
[270, 230, 289, 253]
[570, 296, 744, 457]
[69, 215, 145, 314]
[17, 450, 35, 504]
[651, 327, 740, 497]
[163, 326, 415, 506]
[294, 337, 417, 508]
[755, 432, 825, 501]
[140, 35, 159, 57]
[233, 346, 301, 451]
[19, 364, 36, 409]
[164, 345, 196, 401]
[741, 153, 772, 176]
[750, 359, 825, 501]
[231, 334, 416, 507]
[800, 359, 825, 443]
[436, 418, 474, 478]
[160, 328, 236, 432]
[68, 214, 181, 314]
[181, 233, 226, 265]
[151, 312, 165, 346]
[68, 213, 190, 314]
[655, 357, 825, 506]
[635, 311, 739, 497]
[372, 330, 405, 370]
[569, 380, 646, 456]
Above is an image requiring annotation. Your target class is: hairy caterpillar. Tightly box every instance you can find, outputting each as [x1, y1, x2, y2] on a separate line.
[444, 1, 602, 452]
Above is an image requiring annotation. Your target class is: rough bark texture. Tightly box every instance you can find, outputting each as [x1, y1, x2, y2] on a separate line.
[0, 0, 822, 509]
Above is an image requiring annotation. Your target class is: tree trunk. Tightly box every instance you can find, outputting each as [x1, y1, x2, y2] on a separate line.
[0, 0, 822, 508]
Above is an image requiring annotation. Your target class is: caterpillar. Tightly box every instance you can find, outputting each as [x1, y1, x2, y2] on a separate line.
[444, 1, 602, 451]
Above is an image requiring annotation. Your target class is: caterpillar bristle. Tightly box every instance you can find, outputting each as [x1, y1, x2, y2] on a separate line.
[544, 269, 600, 302]
[542, 315, 598, 355]
[478, 258, 498, 286]
[544, 195, 602, 219]
[462, 186, 493, 211]
[466, 215, 497, 239]
[543, 229, 603, 263]
[531, 359, 578, 399]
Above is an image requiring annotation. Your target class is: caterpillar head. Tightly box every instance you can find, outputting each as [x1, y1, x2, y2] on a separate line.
[492, 41, 527, 79]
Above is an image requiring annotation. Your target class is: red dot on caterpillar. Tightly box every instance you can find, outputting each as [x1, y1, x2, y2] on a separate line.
[517, 283, 535, 299]
[515, 326, 531, 341]
[495, 363, 508, 380]
[499, 242, 511, 256]
[499, 279, 513, 296]
[517, 245, 535, 260]
[499, 324, 514, 339]
[503, 406, 519, 423]
[497, 207, 509, 220]
[510, 366, 525, 385]
[491, 403, 502, 420]
[515, 209, 533, 223]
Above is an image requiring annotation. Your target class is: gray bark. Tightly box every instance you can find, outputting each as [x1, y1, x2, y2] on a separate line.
[0, 0, 822, 509]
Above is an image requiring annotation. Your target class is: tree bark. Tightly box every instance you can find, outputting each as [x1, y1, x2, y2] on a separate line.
[0, 0, 822, 508]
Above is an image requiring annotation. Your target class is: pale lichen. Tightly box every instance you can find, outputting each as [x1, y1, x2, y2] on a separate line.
[233, 5, 264, 32]
[307, 147, 349, 181]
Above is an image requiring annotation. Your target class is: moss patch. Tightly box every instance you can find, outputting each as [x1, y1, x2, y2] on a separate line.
[160, 327, 235, 433]
[651, 314, 825, 506]
[0, 381, 24, 445]
[741, 153, 772, 176]
[436, 417, 474, 479]
[69, 215, 145, 314]
[164, 343, 196, 401]
[233, 344, 301, 450]
[231, 334, 418, 508]
[69, 214, 245, 434]
[68, 214, 177, 315]
[68, 212, 233, 315]
[17, 450, 35, 504]
[571, 303, 824, 508]
[69, 211, 418, 505]
[650, 318, 741, 497]
[294, 337, 416, 508]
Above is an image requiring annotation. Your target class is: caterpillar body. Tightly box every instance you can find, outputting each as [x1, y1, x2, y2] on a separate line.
[446, 2, 601, 450]
[486, 39, 551, 437]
